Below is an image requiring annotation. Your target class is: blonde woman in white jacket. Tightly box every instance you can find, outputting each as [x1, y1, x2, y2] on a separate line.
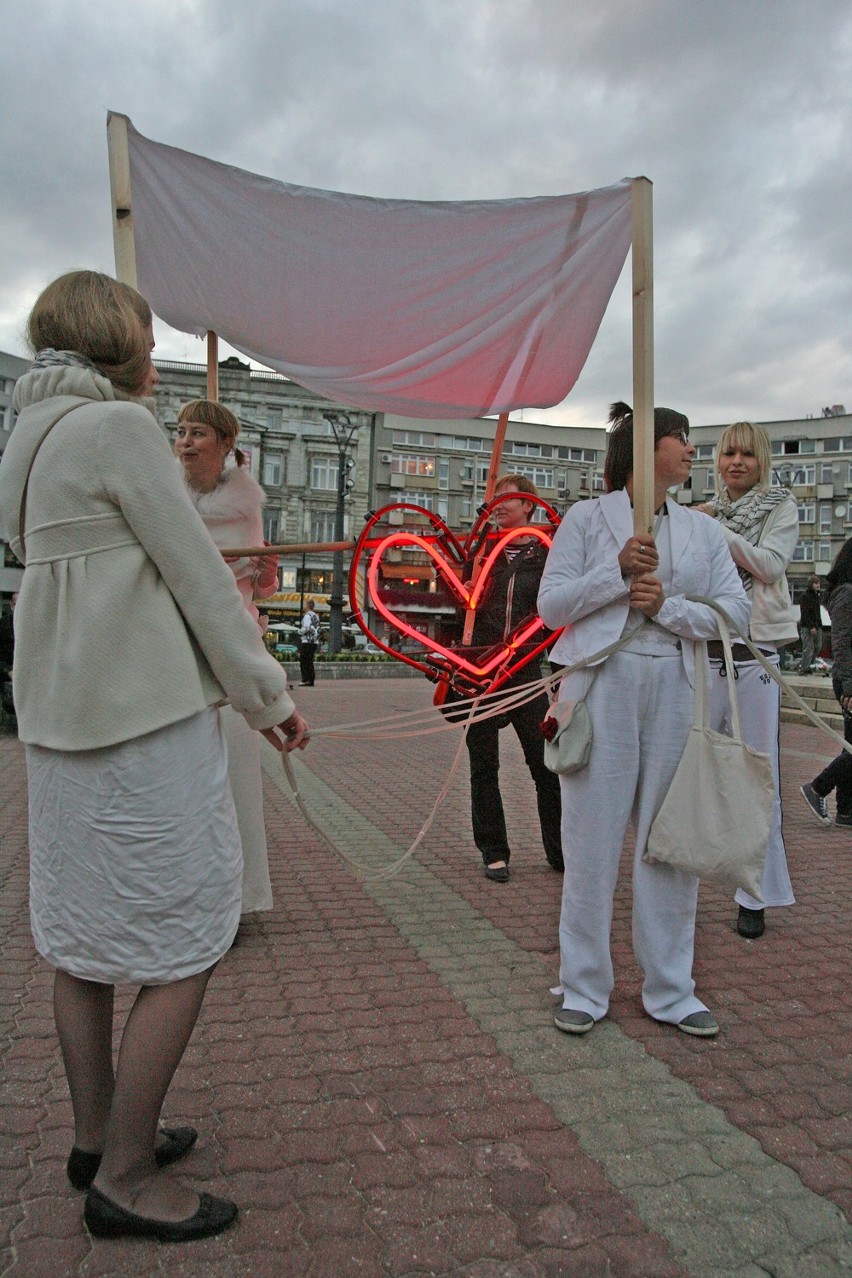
[696, 420, 799, 939]
[175, 400, 280, 919]
[0, 273, 308, 1243]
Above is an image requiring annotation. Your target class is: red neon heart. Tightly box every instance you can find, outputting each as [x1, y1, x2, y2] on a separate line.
[366, 524, 556, 682]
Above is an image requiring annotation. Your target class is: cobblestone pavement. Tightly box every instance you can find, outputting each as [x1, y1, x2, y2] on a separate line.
[1, 678, 850, 1276]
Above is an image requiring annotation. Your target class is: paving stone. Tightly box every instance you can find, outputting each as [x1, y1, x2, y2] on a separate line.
[2, 700, 851, 1277]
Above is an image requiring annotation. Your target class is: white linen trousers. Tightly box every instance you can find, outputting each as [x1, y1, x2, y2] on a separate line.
[557, 648, 708, 1025]
[707, 651, 795, 910]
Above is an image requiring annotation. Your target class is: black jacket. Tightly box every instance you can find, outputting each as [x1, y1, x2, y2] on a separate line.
[799, 586, 822, 631]
[828, 584, 852, 695]
[463, 540, 550, 654]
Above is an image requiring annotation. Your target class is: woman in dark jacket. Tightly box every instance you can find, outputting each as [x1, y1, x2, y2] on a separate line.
[801, 541, 852, 826]
[462, 474, 562, 881]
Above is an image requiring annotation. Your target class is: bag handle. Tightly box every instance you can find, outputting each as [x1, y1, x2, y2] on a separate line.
[17, 400, 85, 557]
[690, 605, 746, 743]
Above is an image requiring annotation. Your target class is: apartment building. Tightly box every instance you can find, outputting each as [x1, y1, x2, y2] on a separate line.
[2, 343, 848, 621]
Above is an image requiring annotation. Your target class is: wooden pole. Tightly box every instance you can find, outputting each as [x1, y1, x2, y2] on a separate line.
[106, 112, 137, 288]
[207, 331, 219, 401]
[462, 410, 509, 644]
[219, 538, 355, 558]
[631, 177, 654, 536]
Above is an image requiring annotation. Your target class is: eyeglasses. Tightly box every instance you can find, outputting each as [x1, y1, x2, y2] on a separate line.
[668, 429, 690, 445]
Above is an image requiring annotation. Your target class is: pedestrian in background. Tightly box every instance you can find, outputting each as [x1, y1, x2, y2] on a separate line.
[801, 540, 852, 827]
[299, 599, 320, 686]
[798, 575, 823, 674]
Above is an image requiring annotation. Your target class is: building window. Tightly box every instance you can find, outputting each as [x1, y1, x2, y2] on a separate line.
[461, 462, 489, 485]
[513, 465, 554, 488]
[783, 464, 815, 486]
[438, 458, 449, 489]
[511, 442, 553, 459]
[821, 463, 834, 483]
[311, 456, 338, 491]
[557, 446, 597, 463]
[592, 474, 605, 492]
[792, 541, 814, 562]
[820, 504, 833, 533]
[390, 430, 436, 447]
[263, 453, 283, 486]
[390, 454, 436, 477]
[310, 510, 339, 542]
[401, 491, 435, 510]
[263, 510, 280, 542]
[450, 436, 489, 451]
[817, 542, 832, 561]
[694, 444, 715, 460]
[797, 502, 815, 524]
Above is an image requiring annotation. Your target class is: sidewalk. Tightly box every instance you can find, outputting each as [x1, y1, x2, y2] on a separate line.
[1, 679, 850, 1276]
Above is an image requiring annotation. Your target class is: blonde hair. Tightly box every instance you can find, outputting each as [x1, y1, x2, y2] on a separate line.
[177, 400, 246, 467]
[27, 271, 152, 395]
[714, 420, 772, 497]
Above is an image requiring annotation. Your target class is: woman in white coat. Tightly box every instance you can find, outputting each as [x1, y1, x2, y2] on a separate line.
[695, 421, 798, 939]
[175, 400, 280, 918]
[538, 402, 750, 1038]
[0, 272, 308, 1242]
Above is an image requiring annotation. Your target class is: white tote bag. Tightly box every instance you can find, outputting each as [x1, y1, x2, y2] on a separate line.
[643, 626, 774, 900]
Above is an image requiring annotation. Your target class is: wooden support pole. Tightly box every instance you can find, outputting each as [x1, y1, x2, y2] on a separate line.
[219, 539, 355, 558]
[631, 177, 654, 536]
[462, 410, 510, 644]
[207, 331, 219, 401]
[106, 112, 137, 288]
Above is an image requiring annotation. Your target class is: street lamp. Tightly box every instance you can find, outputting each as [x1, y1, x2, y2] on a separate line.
[323, 412, 358, 654]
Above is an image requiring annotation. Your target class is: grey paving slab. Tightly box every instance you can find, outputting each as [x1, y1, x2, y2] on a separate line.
[266, 745, 852, 1277]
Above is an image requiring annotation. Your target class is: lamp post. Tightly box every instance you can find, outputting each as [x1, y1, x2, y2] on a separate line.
[324, 413, 358, 654]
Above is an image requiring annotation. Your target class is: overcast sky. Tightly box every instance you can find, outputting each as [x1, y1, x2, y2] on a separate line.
[2, 0, 850, 432]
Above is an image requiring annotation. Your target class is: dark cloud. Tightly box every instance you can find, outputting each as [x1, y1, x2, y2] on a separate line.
[1, 0, 850, 428]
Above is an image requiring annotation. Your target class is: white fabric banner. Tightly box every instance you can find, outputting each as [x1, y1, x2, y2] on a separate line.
[125, 117, 633, 419]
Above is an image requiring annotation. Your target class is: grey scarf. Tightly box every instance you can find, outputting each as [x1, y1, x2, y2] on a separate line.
[711, 485, 792, 595]
[31, 348, 102, 375]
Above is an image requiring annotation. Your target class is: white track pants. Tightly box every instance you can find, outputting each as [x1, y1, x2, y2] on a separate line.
[707, 653, 795, 911]
[557, 650, 707, 1024]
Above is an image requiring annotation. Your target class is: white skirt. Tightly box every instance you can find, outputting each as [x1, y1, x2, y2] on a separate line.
[26, 708, 242, 985]
[220, 705, 272, 913]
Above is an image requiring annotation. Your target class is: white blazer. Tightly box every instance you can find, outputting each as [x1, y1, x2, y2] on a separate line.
[538, 489, 751, 687]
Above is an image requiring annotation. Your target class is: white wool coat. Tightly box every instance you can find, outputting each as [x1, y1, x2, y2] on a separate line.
[0, 364, 293, 749]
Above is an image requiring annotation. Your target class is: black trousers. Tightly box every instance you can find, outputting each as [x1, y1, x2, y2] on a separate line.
[299, 642, 316, 685]
[813, 675, 852, 815]
[464, 682, 562, 867]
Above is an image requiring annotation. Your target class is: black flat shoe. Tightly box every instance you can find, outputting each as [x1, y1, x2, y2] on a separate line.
[67, 1126, 198, 1190]
[84, 1185, 238, 1242]
[737, 906, 765, 939]
[484, 863, 510, 883]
